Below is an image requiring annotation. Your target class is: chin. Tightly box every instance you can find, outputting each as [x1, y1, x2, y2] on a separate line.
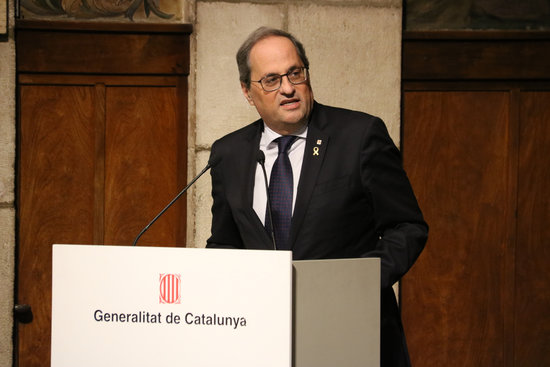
[281, 119, 304, 127]
[283, 111, 307, 123]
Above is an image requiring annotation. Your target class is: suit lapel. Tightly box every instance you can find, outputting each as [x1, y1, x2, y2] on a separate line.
[289, 105, 329, 248]
[243, 122, 263, 208]
[239, 121, 274, 247]
[235, 104, 331, 250]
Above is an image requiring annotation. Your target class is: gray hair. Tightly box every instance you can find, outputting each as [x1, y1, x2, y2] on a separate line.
[236, 27, 310, 88]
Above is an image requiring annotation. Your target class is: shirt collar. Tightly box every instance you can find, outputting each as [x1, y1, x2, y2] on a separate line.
[260, 123, 308, 150]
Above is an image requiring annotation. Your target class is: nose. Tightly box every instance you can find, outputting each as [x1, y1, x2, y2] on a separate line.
[279, 75, 295, 95]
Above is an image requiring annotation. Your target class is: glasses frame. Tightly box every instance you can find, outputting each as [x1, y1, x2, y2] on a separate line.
[251, 67, 309, 92]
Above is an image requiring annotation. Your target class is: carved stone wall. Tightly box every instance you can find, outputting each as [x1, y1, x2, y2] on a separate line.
[19, 0, 184, 21]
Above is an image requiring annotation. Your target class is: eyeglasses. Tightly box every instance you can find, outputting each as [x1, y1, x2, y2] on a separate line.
[251, 67, 309, 92]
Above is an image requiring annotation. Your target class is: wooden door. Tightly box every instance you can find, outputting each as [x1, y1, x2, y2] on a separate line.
[401, 90, 516, 366]
[515, 91, 550, 366]
[15, 21, 191, 367]
[400, 32, 550, 367]
[17, 84, 97, 367]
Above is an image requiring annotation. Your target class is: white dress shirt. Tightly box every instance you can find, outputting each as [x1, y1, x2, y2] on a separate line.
[253, 123, 308, 225]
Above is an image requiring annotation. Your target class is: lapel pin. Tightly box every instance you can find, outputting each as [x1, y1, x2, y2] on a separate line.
[316, 139, 322, 145]
[313, 147, 320, 156]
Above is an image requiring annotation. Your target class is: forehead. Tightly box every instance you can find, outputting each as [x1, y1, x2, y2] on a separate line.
[249, 36, 302, 76]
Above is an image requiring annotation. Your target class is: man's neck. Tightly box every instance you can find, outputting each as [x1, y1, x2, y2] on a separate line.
[264, 120, 308, 137]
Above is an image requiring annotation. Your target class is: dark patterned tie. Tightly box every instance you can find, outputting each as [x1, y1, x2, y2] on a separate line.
[266, 135, 297, 250]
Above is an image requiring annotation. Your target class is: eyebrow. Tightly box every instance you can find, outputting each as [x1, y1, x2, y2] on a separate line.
[263, 65, 303, 78]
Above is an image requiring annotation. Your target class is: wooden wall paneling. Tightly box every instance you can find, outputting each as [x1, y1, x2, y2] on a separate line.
[402, 32, 550, 81]
[15, 21, 192, 75]
[104, 83, 182, 246]
[402, 32, 550, 367]
[15, 21, 191, 366]
[503, 89, 520, 367]
[515, 91, 550, 367]
[17, 84, 97, 366]
[18, 74, 182, 87]
[176, 76, 189, 245]
[401, 90, 515, 366]
[93, 83, 106, 245]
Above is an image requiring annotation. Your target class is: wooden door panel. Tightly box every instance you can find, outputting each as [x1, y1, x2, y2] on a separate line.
[18, 85, 97, 366]
[401, 91, 514, 366]
[515, 91, 550, 367]
[104, 86, 182, 246]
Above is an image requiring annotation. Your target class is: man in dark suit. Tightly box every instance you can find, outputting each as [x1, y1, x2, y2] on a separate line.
[206, 27, 428, 367]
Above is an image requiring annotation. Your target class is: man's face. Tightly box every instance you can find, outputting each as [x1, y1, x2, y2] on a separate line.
[241, 36, 314, 135]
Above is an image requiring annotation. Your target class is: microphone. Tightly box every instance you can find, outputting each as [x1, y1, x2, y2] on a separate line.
[257, 150, 277, 250]
[132, 154, 221, 246]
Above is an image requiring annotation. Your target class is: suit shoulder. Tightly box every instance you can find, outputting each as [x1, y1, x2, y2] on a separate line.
[314, 103, 387, 133]
[211, 119, 261, 152]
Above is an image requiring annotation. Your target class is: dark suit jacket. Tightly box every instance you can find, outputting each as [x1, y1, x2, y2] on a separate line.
[207, 101, 428, 367]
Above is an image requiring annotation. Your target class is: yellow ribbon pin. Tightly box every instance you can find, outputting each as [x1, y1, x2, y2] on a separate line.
[313, 147, 320, 156]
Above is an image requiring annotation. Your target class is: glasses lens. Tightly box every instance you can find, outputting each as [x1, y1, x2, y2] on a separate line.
[259, 68, 308, 91]
[288, 68, 307, 84]
[262, 75, 281, 91]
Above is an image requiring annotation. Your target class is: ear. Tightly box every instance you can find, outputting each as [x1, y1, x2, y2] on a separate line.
[241, 82, 254, 106]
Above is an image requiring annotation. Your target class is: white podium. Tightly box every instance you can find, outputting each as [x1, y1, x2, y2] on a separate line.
[51, 245, 292, 367]
[51, 245, 380, 367]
